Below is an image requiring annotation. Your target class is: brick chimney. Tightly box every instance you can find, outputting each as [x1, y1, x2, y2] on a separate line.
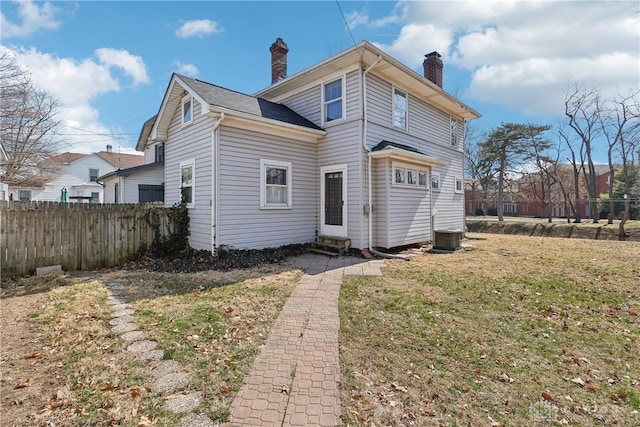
[423, 51, 443, 88]
[270, 38, 289, 84]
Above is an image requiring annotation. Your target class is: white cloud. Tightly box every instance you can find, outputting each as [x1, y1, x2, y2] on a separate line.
[0, 0, 60, 38]
[172, 61, 199, 77]
[95, 48, 150, 86]
[7, 47, 151, 153]
[371, 1, 640, 117]
[175, 19, 223, 39]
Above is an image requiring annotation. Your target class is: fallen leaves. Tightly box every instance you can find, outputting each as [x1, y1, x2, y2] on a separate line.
[14, 379, 33, 389]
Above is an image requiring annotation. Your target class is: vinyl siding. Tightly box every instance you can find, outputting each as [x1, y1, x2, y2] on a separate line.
[122, 169, 164, 203]
[217, 126, 317, 249]
[165, 99, 214, 251]
[372, 158, 389, 247]
[281, 86, 321, 127]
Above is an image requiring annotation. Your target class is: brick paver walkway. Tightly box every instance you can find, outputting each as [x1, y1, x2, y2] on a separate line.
[222, 254, 385, 427]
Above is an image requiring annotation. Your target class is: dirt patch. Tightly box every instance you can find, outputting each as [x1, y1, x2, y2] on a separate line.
[0, 290, 67, 426]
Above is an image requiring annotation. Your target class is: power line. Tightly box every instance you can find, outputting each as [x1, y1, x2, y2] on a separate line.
[335, 1, 357, 48]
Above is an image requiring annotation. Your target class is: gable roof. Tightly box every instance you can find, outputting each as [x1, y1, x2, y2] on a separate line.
[96, 151, 144, 169]
[256, 41, 480, 121]
[151, 73, 325, 143]
[98, 161, 163, 181]
[47, 152, 88, 164]
[136, 115, 157, 151]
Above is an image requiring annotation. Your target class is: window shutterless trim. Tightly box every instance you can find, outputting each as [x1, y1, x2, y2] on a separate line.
[260, 158, 292, 209]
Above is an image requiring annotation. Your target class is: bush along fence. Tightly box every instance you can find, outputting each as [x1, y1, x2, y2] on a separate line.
[1, 202, 171, 278]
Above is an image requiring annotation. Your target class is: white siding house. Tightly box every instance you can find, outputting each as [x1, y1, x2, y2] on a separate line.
[141, 40, 479, 252]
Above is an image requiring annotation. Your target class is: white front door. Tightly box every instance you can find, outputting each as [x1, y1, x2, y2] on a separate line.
[320, 164, 347, 237]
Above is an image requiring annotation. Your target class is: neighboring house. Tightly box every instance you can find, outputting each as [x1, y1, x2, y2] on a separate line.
[0, 141, 8, 201]
[8, 147, 143, 203]
[141, 39, 479, 252]
[100, 116, 166, 204]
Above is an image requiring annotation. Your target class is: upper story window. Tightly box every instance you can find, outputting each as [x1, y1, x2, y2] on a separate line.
[455, 176, 463, 193]
[89, 168, 99, 182]
[155, 143, 165, 163]
[450, 117, 459, 147]
[182, 95, 193, 126]
[323, 78, 343, 123]
[180, 159, 194, 207]
[393, 88, 407, 130]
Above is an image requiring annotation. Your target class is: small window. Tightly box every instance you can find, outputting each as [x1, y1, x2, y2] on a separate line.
[18, 190, 31, 201]
[455, 176, 463, 193]
[91, 192, 100, 202]
[407, 170, 417, 185]
[418, 172, 428, 187]
[180, 159, 195, 206]
[431, 172, 440, 191]
[450, 118, 458, 147]
[260, 159, 292, 209]
[323, 78, 343, 123]
[182, 95, 193, 126]
[155, 143, 165, 163]
[394, 167, 406, 185]
[89, 168, 99, 182]
[393, 88, 407, 129]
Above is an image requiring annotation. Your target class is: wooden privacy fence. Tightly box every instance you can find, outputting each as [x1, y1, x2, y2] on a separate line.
[1, 202, 170, 278]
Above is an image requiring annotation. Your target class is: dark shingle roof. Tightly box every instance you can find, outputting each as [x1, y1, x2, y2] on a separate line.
[372, 140, 423, 154]
[175, 74, 323, 131]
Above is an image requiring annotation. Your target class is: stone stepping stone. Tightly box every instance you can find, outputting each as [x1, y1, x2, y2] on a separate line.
[111, 303, 129, 311]
[150, 360, 182, 378]
[121, 331, 148, 342]
[137, 349, 164, 362]
[112, 323, 138, 333]
[106, 297, 125, 305]
[177, 413, 215, 427]
[154, 372, 191, 394]
[109, 315, 134, 326]
[108, 283, 125, 291]
[165, 392, 202, 413]
[111, 309, 135, 318]
[127, 340, 158, 353]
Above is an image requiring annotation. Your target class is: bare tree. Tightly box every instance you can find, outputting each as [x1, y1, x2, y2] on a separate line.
[0, 49, 63, 186]
[565, 82, 603, 223]
[464, 124, 494, 216]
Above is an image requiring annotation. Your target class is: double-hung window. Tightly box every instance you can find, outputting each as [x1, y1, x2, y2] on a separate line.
[323, 78, 343, 123]
[455, 176, 464, 193]
[431, 172, 441, 191]
[182, 95, 193, 126]
[155, 143, 165, 163]
[260, 159, 292, 209]
[393, 88, 407, 130]
[180, 159, 195, 207]
[89, 168, 99, 182]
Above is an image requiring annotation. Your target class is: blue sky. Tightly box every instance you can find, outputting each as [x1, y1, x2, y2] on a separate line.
[2, 1, 638, 163]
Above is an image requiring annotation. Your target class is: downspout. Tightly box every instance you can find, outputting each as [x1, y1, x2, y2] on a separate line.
[211, 112, 225, 253]
[362, 55, 410, 261]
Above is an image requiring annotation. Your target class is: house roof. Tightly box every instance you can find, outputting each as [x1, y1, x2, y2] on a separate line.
[256, 41, 480, 121]
[135, 115, 157, 152]
[177, 74, 323, 131]
[98, 161, 164, 181]
[370, 140, 447, 167]
[150, 73, 325, 143]
[95, 151, 144, 169]
[47, 152, 88, 164]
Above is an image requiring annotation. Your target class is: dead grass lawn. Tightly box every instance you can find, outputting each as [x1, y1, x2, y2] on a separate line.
[339, 234, 640, 426]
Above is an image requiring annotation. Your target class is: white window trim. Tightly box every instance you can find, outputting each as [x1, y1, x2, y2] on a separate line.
[89, 168, 99, 182]
[455, 176, 463, 194]
[392, 86, 408, 130]
[182, 94, 193, 127]
[322, 76, 346, 125]
[260, 159, 292, 209]
[392, 162, 429, 189]
[431, 171, 441, 192]
[180, 159, 195, 208]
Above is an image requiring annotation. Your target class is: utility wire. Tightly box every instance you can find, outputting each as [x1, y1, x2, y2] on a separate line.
[336, 0, 358, 48]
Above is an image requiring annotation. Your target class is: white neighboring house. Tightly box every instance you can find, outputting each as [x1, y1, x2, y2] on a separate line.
[0, 141, 8, 201]
[8, 149, 143, 203]
[99, 116, 165, 204]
